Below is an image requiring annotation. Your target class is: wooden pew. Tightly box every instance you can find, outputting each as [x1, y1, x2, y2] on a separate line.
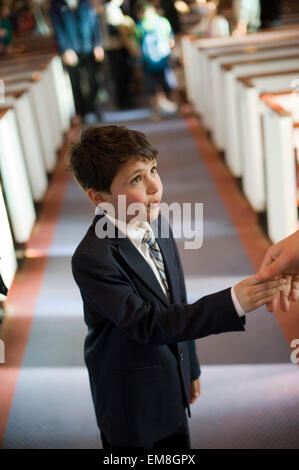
[261, 92, 299, 243]
[3, 74, 58, 173]
[181, 35, 197, 106]
[205, 42, 299, 136]
[11, 35, 56, 55]
[4, 69, 63, 152]
[1, 52, 75, 176]
[1, 58, 66, 146]
[181, 26, 299, 111]
[0, 52, 53, 67]
[0, 53, 74, 133]
[207, 41, 299, 149]
[221, 54, 299, 177]
[47, 55, 75, 133]
[2, 89, 48, 202]
[0, 107, 36, 244]
[1, 54, 72, 174]
[238, 69, 299, 213]
[193, 37, 299, 116]
[0, 182, 17, 299]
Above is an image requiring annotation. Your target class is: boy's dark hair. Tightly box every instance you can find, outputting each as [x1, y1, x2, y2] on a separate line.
[69, 125, 158, 193]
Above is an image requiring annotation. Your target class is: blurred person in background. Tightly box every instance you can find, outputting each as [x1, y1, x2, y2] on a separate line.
[189, 0, 230, 38]
[152, 0, 181, 33]
[31, 0, 52, 35]
[102, 0, 138, 109]
[128, 0, 181, 33]
[50, 0, 104, 124]
[135, 0, 178, 119]
[10, 0, 36, 33]
[0, 1, 13, 54]
[232, 0, 260, 36]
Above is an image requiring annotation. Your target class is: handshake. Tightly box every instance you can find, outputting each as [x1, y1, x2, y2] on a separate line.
[235, 230, 299, 314]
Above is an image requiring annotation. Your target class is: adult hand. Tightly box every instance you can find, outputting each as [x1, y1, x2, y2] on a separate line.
[93, 46, 104, 62]
[62, 49, 78, 66]
[255, 231, 299, 310]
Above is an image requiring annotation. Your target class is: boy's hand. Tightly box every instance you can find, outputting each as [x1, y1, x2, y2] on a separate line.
[189, 379, 200, 404]
[234, 276, 289, 313]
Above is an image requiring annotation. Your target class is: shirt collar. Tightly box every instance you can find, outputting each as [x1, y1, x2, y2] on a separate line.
[95, 205, 154, 249]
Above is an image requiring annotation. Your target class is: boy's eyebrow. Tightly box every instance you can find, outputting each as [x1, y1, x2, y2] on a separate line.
[129, 168, 145, 178]
[128, 162, 157, 178]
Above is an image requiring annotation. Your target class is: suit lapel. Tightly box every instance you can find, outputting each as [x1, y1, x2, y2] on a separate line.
[93, 213, 169, 306]
[118, 240, 169, 306]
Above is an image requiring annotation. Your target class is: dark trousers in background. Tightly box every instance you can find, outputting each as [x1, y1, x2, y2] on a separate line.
[100, 413, 191, 450]
[260, 0, 282, 28]
[106, 48, 133, 109]
[66, 53, 99, 117]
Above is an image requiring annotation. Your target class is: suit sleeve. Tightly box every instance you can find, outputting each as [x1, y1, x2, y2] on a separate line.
[72, 250, 246, 347]
[170, 230, 201, 380]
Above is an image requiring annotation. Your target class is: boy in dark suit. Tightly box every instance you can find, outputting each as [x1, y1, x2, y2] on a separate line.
[70, 125, 287, 449]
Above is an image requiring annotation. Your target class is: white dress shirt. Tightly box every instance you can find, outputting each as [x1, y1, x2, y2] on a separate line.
[95, 205, 245, 316]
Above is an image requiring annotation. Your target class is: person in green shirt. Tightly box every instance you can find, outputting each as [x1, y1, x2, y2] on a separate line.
[135, 1, 178, 119]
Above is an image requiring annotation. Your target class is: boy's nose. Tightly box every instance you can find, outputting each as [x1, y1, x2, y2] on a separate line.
[147, 178, 160, 194]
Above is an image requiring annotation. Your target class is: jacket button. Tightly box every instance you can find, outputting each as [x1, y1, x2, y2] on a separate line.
[180, 352, 183, 362]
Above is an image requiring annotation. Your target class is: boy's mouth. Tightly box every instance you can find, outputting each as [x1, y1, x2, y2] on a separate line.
[147, 200, 160, 208]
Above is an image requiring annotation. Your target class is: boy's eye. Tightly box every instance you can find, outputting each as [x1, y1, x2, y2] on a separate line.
[132, 175, 142, 184]
[131, 166, 157, 184]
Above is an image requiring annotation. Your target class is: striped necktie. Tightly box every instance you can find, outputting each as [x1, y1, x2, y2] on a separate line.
[141, 225, 169, 292]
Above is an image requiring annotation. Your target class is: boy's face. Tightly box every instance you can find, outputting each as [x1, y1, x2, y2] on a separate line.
[98, 158, 163, 224]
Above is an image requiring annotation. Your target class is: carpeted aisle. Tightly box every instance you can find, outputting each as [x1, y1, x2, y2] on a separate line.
[1, 114, 299, 449]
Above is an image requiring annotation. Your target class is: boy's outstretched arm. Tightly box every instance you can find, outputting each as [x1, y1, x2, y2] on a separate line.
[72, 250, 287, 347]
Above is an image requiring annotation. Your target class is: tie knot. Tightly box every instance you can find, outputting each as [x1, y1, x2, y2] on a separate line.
[142, 229, 155, 246]
[138, 221, 155, 246]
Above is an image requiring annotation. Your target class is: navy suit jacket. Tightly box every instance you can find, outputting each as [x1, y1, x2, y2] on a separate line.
[50, 0, 102, 55]
[71, 213, 246, 447]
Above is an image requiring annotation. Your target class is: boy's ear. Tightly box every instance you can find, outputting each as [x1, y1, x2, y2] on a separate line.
[87, 188, 107, 206]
